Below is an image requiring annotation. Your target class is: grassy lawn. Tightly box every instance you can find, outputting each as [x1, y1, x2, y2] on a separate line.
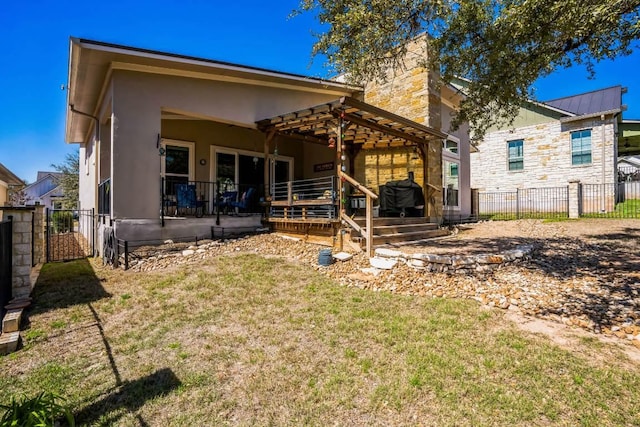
[1, 256, 639, 425]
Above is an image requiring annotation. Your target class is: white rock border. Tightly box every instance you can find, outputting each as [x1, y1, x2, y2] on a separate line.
[373, 244, 536, 274]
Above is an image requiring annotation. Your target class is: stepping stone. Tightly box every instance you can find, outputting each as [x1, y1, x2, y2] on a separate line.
[2, 309, 22, 333]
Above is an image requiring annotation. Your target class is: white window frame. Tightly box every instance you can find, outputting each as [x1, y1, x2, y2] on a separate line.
[443, 159, 460, 210]
[209, 145, 294, 200]
[161, 138, 195, 182]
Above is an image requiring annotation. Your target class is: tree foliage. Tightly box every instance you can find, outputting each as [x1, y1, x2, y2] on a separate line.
[51, 151, 79, 209]
[298, 0, 640, 139]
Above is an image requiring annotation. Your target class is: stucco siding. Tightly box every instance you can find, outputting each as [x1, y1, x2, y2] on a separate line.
[109, 70, 350, 220]
[471, 118, 616, 191]
[79, 140, 97, 211]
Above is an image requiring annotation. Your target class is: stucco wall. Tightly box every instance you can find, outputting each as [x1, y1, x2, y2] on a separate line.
[109, 70, 350, 220]
[442, 102, 471, 218]
[471, 118, 617, 191]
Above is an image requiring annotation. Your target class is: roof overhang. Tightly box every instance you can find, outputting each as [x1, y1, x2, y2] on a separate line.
[560, 108, 622, 123]
[256, 96, 447, 149]
[65, 38, 362, 144]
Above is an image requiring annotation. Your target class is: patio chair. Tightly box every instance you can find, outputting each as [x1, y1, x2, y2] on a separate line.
[230, 187, 255, 215]
[176, 184, 205, 218]
[215, 190, 237, 214]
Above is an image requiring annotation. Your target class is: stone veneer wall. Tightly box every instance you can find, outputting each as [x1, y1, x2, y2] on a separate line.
[361, 36, 443, 220]
[1, 206, 44, 298]
[471, 118, 616, 191]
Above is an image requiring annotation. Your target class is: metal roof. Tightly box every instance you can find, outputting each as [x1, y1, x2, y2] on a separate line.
[544, 86, 622, 116]
[256, 96, 447, 148]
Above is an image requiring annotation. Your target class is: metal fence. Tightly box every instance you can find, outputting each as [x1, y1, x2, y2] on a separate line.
[581, 182, 640, 218]
[477, 187, 569, 220]
[0, 217, 12, 320]
[476, 182, 640, 220]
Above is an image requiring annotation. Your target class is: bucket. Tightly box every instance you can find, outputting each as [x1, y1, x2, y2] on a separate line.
[318, 248, 333, 266]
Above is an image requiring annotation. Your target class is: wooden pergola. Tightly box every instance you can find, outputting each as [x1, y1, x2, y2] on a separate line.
[256, 96, 448, 255]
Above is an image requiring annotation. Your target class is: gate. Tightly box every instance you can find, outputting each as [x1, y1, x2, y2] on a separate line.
[0, 217, 12, 320]
[46, 209, 95, 262]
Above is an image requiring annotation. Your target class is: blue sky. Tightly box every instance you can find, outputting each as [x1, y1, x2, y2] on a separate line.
[1, 1, 638, 183]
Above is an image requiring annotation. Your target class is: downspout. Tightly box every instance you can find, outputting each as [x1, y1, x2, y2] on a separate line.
[69, 104, 100, 141]
[601, 114, 606, 212]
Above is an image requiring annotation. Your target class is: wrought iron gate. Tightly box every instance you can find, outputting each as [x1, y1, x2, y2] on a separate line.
[46, 208, 95, 262]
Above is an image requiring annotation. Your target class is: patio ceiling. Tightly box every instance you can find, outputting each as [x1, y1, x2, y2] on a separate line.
[256, 96, 447, 149]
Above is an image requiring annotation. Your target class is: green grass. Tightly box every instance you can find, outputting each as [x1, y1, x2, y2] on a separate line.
[1, 256, 639, 425]
[582, 198, 640, 218]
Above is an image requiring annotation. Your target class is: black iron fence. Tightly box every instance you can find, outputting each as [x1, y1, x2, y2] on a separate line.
[475, 182, 640, 220]
[477, 186, 569, 220]
[161, 178, 263, 219]
[581, 182, 640, 218]
[46, 208, 95, 262]
[0, 217, 12, 320]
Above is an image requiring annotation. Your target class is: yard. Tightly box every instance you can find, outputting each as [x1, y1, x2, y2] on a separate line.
[2, 226, 640, 426]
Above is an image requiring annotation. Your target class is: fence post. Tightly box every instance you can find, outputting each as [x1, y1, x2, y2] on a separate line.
[516, 188, 520, 219]
[45, 208, 50, 263]
[568, 180, 581, 218]
[124, 240, 129, 271]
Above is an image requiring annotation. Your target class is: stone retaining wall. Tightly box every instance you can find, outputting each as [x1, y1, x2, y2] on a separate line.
[373, 244, 535, 275]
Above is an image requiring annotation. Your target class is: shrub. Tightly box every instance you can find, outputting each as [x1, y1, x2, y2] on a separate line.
[51, 211, 74, 234]
[0, 392, 75, 426]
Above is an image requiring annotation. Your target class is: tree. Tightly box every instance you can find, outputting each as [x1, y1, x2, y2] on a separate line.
[51, 151, 79, 209]
[297, 0, 640, 139]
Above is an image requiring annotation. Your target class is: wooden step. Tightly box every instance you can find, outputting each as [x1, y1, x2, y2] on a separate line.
[371, 223, 439, 235]
[372, 229, 450, 245]
[353, 216, 433, 227]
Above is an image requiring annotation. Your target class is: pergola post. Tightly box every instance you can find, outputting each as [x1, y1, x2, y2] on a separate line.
[264, 130, 276, 201]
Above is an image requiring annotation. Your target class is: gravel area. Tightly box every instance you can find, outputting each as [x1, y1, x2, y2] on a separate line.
[124, 219, 640, 344]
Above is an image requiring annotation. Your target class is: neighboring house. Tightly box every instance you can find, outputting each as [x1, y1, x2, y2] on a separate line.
[0, 162, 23, 214]
[66, 38, 467, 254]
[471, 86, 626, 192]
[618, 155, 640, 181]
[21, 172, 65, 210]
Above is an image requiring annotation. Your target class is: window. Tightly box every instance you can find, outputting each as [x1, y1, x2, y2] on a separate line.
[161, 139, 194, 196]
[571, 129, 592, 165]
[444, 139, 459, 155]
[507, 139, 524, 171]
[443, 160, 460, 208]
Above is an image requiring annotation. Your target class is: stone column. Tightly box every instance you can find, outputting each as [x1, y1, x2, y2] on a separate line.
[0, 207, 36, 298]
[568, 180, 581, 219]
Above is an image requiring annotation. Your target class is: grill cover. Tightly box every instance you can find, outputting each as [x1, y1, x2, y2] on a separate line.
[378, 179, 425, 213]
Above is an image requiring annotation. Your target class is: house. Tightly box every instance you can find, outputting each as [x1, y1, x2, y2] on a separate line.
[618, 155, 640, 181]
[470, 86, 627, 193]
[0, 162, 23, 214]
[65, 38, 472, 256]
[21, 172, 65, 210]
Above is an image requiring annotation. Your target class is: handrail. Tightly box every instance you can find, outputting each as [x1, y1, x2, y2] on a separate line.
[339, 171, 378, 199]
[340, 212, 362, 234]
[337, 171, 376, 257]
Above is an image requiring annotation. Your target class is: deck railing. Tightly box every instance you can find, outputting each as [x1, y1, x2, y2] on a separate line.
[161, 178, 263, 219]
[269, 176, 338, 219]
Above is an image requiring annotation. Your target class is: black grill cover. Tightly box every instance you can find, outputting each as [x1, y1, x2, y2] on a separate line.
[378, 179, 425, 212]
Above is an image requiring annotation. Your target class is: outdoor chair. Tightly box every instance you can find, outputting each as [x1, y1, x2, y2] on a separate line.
[176, 184, 206, 218]
[230, 187, 255, 215]
[215, 190, 237, 214]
